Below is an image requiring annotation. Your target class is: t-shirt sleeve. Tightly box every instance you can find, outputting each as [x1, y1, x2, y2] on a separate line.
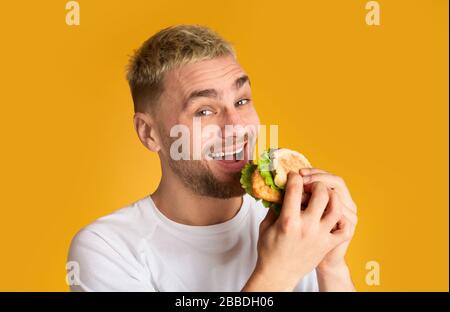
[292, 269, 319, 292]
[67, 228, 156, 292]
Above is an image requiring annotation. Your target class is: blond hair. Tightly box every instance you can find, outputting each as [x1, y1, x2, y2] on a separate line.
[126, 25, 235, 113]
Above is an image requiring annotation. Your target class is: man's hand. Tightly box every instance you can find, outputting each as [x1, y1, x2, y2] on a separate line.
[300, 168, 358, 291]
[242, 172, 351, 292]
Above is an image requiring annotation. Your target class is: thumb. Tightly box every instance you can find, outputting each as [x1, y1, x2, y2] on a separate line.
[259, 206, 277, 234]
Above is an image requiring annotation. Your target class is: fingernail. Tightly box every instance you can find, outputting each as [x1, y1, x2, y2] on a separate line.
[300, 168, 309, 175]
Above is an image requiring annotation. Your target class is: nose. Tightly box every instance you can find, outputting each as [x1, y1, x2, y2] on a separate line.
[222, 106, 245, 130]
[220, 107, 248, 145]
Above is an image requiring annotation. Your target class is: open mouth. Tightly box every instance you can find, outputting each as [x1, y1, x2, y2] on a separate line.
[207, 144, 246, 161]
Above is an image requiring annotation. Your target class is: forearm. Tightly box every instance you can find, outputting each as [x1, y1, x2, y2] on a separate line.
[316, 263, 356, 292]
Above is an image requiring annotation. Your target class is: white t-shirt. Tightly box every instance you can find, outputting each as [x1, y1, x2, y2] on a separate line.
[67, 194, 318, 292]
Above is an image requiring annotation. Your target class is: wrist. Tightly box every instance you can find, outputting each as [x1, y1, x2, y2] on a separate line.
[316, 262, 355, 292]
[242, 266, 297, 292]
[316, 260, 349, 276]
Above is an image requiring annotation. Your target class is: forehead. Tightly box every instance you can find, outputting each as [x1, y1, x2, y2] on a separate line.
[164, 56, 247, 96]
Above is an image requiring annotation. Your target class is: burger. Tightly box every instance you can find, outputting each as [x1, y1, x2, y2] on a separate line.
[240, 148, 312, 214]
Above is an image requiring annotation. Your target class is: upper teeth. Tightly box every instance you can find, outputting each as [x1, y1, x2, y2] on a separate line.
[209, 146, 244, 158]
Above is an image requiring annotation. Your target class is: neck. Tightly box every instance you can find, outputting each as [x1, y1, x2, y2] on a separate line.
[151, 166, 243, 226]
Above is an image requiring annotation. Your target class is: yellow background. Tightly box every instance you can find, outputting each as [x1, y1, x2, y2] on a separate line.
[0, 0, 447, 291]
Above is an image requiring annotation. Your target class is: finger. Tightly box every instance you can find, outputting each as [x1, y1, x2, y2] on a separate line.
[326, 190, 358, 226]
[342, 205, 358, 226]
[259, 207, 278, 234]
[303, 173, 344, 189]
[330, 217, 352, 244]
[301, 192, 310, 210]
[299, 168, 329, 176]
[302, 173, 355, 212]
[322, 190, 344, 231]
[279, 172, 303, 221]
[304, 181, 329, 222]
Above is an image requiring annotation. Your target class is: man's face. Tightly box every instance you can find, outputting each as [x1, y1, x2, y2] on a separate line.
[156, 55, 260, 198]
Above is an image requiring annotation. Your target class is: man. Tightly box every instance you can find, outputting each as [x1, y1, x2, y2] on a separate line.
[68, 25, 357, 292]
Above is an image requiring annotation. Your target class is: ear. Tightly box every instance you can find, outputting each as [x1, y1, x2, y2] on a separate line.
[133, 112, 162, 152]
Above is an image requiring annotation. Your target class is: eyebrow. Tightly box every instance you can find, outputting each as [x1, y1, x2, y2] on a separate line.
[183, 75, 251, 108]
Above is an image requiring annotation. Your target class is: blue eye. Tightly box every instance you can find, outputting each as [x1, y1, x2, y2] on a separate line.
[236, 99, 250, 106]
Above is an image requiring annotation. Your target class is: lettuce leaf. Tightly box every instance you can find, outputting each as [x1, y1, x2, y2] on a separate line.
[257, 149, 280, 192]
[241, 150, 283, 216]
[240, 163, 257, 196]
